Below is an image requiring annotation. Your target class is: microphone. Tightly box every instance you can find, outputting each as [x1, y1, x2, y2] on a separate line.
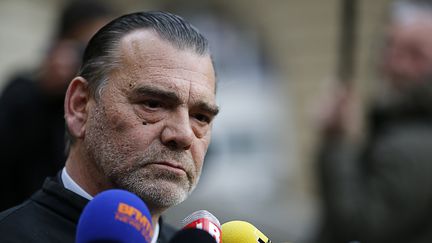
[168, 228, 216, 243]
[76, 189, 153, 243]
[181, 210, 221, 243]
[222, 220, 272, 243]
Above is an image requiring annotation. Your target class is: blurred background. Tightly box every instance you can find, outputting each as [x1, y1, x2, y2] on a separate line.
[0, 0, 397, 242]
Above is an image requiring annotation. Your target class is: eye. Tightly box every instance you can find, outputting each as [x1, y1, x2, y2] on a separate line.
[142, 100, 163, 109]
[193, 113, 211, 124]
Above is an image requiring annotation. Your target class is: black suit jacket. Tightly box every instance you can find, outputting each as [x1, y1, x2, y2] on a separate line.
[0, 176, 176, 242]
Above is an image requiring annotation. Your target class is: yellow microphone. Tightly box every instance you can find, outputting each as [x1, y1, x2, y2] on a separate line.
[221, 220, 272, 243]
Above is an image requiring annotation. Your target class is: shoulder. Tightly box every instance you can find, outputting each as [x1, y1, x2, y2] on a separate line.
[370, 122, 432, 181]
[0, 191, 77, 243]
[374, 123, 432, 154]
[0, 201, 40, 242]
[0, 200, 33, 223]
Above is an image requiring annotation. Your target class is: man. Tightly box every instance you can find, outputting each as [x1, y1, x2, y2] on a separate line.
[316, 0, 432, 242]
[0, 0, 112, 211]
[0, 11, 219, 243]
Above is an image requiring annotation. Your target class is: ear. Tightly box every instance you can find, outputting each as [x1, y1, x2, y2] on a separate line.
[64, 77, 91, 140]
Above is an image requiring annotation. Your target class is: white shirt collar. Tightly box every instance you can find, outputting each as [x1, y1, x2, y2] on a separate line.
[61, 167, 93, 200]
[151, 221, 160, 243]
[60, 167, 160, 243]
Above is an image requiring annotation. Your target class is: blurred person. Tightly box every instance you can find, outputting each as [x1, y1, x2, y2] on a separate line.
[0, 10, 219, 243]
[0, 1, 112, 210]
[316, 0, 432, 242]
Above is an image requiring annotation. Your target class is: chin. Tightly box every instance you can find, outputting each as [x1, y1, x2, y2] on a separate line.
[130, 180, 191, 208]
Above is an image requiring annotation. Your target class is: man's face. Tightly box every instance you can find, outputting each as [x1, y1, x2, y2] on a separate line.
[381, 16, 432, 89]
[83, 30, 217, 210]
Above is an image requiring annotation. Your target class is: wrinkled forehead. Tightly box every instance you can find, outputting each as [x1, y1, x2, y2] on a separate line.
[110, 29, 216, 94]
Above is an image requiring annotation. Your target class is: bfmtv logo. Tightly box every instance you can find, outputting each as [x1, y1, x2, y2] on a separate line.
[115, 202, 154, 242]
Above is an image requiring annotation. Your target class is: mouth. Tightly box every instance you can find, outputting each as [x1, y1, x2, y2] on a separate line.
[149, 161, 187, 175]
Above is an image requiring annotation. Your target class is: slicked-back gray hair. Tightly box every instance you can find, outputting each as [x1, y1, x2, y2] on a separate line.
[79, 10, 209, 99]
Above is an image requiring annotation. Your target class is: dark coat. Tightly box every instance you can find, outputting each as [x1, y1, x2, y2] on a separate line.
[0, 176, 177, 243]
[317, 83, 432, 243]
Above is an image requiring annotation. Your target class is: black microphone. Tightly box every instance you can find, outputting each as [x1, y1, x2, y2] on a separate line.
[168, 228, 216, 243]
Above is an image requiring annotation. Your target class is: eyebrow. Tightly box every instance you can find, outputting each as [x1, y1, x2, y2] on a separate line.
[133, 86, 180, 103]
[196, 101, 219, 117]
[132, 85, 219, 116]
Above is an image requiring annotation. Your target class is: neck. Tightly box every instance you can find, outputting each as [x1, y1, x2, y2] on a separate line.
[65, 145, 113, 197]
[149, 206, 165, 226]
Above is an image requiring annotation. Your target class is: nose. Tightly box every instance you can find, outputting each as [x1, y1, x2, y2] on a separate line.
[161, 110, 194, 150]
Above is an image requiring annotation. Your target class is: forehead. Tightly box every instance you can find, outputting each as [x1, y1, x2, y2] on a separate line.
[391, 13, 432, 36]
[111, 29, 216, 95]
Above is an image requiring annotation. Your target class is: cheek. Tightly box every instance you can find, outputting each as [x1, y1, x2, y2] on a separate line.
[192, 137, 212, 166]
[108, 113, 130, 133]
[103, 108, 158, 148]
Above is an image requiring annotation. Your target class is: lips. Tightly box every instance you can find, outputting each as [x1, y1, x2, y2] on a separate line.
[150, 161, 187, 174]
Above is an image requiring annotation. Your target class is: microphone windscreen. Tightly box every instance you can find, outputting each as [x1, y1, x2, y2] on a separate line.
[181, 210, 220, 227]
[76, 189, 153, 243]
[169, 228, 217, 243]
[222, 220, 271, 243]
[181, 210, 221, 243]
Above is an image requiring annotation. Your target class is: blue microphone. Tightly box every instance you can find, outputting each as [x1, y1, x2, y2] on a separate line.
[76, 189, 153, 243]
